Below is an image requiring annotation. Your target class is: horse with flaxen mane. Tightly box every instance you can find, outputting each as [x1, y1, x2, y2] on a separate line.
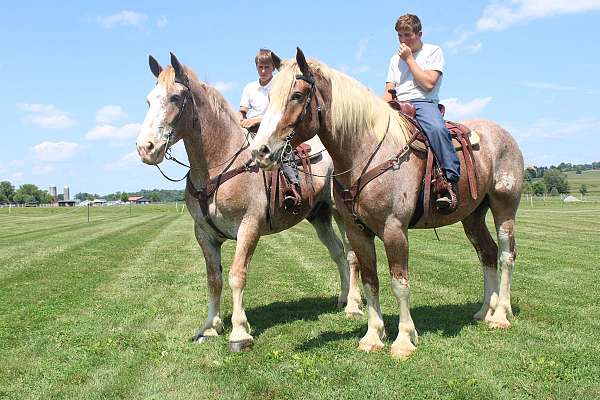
[135, 53, 362, 352]
[253, 48, 524, 358]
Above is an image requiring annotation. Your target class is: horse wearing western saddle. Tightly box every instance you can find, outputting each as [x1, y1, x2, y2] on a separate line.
[387, 97, 480, 221]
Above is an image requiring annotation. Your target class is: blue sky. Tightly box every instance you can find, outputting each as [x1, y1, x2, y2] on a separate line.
[2, 1, 600, 195]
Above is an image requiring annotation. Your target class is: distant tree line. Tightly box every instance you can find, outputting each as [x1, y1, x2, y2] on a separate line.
[524, 161, 600, 180]
[0, 182, 51, 204]
[523, 161, 599, 197]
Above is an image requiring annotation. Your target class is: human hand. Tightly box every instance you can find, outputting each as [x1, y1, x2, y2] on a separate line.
[398, 43, 412, 61]
[241, 118, 259, 128]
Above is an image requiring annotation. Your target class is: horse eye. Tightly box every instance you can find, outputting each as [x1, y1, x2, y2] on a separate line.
[291, 92, 304, 101]
[170, 95, 181, 103]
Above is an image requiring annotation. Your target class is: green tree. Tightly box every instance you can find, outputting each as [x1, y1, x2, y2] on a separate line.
[579, 184, 588, 198]
[532, 181, 547, 196]
[120, 192, 129, 202]
[0, 181, 15, 203]
[149, 192, 160, 202]
[13, 184, 49, 204]
[543, 168, 569, 194]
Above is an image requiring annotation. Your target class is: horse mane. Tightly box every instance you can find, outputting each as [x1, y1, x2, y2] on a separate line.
[158, 65, 242, 130]
[270, 59, 410, 146]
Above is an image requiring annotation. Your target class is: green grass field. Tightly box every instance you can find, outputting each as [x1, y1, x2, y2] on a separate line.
[1, 202, 599, 399]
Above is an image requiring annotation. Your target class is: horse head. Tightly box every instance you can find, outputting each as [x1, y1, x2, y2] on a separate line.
[253, 47, 327, 171]
[136, 52, 198, 165]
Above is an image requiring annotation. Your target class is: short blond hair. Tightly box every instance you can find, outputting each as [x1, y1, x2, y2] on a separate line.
[395, 14, 421, 34]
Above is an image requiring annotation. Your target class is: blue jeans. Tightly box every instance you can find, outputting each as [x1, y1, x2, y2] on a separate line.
[411, 99, 460, 183]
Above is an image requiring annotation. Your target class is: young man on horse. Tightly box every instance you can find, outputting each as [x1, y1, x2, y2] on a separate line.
[383, 14, 461, 212]
[240, 49, 300, 210]
[240, 49, 280, 130]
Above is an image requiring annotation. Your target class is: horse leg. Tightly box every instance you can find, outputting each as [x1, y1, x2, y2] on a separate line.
[332, 209, 363, 316]
[461, 203, 499, 322]
[487, 190, 520, 329]
[228, 222, 260, 351]
[346, 226, 385, 352]
[310, 206, 363, 316]
[192, 224, 224, 342]
[382, 222, 418, 358]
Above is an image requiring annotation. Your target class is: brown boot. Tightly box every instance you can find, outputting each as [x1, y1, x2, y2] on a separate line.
[436, 181, 459, 213]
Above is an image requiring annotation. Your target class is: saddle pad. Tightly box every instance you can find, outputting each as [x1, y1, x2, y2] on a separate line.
[410, 128, 480, 153]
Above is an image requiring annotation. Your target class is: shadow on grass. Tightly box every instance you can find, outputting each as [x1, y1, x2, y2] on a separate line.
[223, 295, 340, 336]
[295, 302, 521, 352]
[222, 296, 520, 351]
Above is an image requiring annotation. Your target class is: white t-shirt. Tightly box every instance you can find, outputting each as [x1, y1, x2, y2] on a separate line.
[386, 43, 445, 102]
[240, 79, 272, 119]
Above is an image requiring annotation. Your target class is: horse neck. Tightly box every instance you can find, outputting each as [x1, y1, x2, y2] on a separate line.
[319, 126, 385, 186]
[183, 87, 250, 186]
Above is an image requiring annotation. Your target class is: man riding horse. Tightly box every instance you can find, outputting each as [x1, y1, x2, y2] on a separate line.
[383, 14, 461, 212]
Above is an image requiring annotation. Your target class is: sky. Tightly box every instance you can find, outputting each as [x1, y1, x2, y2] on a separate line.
[2, 0, 600, 196]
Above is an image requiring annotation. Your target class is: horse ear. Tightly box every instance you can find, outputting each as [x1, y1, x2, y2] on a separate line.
[149, 55, 163, 78]
[170, 52, 187, 81]
[271, 51, 282, 71]
[296, 47, 310, 76]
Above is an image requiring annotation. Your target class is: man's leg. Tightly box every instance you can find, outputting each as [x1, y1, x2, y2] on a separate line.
[281, 161, 301, 211]
[411, 100, 461, 210]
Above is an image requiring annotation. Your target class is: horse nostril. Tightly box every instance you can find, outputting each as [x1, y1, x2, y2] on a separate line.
[258, 144, 270, 157]
[146, 141, 154, 152]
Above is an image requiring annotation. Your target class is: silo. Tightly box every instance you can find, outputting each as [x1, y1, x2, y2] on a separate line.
[49, 185, 57, 199]
[64, 186, 70, 201]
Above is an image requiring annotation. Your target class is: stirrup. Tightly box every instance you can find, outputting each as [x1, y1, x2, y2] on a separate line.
[436, 183, 458, 213]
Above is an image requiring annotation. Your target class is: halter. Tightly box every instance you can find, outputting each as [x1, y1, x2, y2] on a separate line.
[281, 73, 323, 162]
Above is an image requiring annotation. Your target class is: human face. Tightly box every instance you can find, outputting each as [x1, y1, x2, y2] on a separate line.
[256, 62, 274, 85]
[397, 29, 423, 52]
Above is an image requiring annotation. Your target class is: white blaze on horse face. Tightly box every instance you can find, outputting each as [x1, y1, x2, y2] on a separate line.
[250, 107, 282, 152]
[137, 85, 170, 148]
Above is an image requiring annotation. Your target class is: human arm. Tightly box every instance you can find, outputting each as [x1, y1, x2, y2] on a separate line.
[399, 43, 441, 92]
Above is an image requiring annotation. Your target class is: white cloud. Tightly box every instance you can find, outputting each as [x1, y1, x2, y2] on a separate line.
[17, 103, 77, 129]
[339, 64, 370, 76]
[32, 141, 80, 161]
[96, 105, 128, 124]
[212, 81, 237, 93]
[519, 81, 576, 91]
[32, 164, 55, 175]
[104, 151, 140, 170]
[440, 97, 492, 119]
[97, 11, 148, 28]
[156, 16, 168, 28]
[355, 38, 368, 61]
[85, 123, 142, 141]
[444, 29, 483, 54]
[477, 0, 600, 31]
[515, 117, 600, 139]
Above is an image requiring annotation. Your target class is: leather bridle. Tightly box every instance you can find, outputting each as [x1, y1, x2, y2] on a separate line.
[281, 73, 323, 163]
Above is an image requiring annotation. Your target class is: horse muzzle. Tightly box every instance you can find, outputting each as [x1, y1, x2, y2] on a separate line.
[136, 139, 167, 165]
[252, 144, 281, 171]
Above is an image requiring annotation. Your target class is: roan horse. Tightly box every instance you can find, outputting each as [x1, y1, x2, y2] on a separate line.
[253, 48, 524, 358]
[135, 53, 362, 351]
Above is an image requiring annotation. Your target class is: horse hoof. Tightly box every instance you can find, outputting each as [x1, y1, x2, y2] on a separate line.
[358, 341, 384, 353]
[229, 339, 253, 352]
[487, 319, 511, 329]
[390, 343, 416, 359]
[344, 308, 364, 318]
